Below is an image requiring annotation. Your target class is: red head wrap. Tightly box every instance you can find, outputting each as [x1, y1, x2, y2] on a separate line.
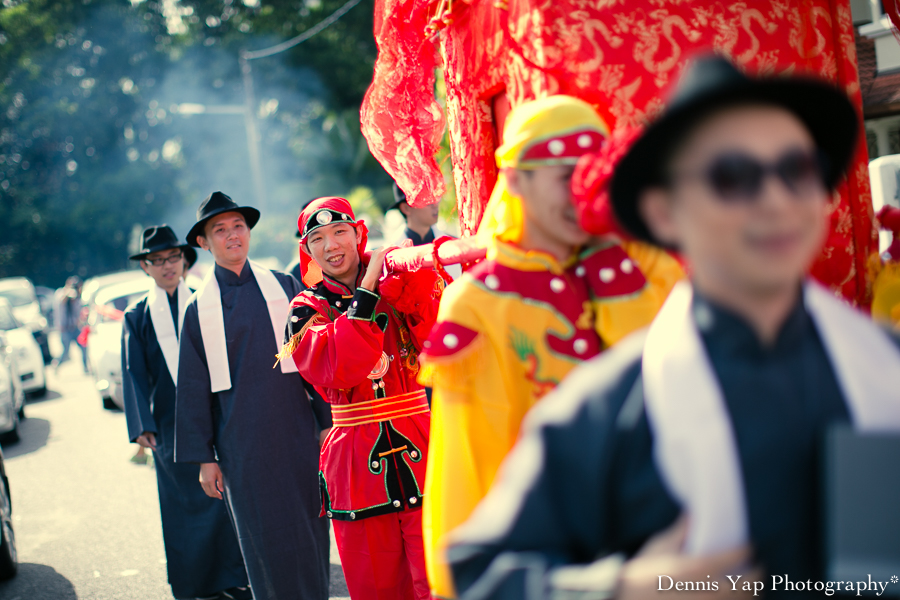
[297, 197, 369, 287]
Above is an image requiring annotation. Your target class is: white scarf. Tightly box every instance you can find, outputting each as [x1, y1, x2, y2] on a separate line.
[147, 280, 190, 385]
[642, 280, 900, 555]
[196, 260, 298, 393]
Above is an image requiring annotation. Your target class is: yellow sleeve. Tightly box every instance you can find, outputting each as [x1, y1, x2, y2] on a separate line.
[423, 382, 483, 599]
[421, 281, 512, 599]
[872, 261, 900, 327]
[593, 241, 685, 346]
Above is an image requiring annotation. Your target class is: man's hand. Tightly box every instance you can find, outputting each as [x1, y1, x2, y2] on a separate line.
[135, 432, 157, 450]
[359, 246, 398, 293]
[319, 427, 332, 450]
[199, 462, 225, 500]
[617, 516, 764, 599]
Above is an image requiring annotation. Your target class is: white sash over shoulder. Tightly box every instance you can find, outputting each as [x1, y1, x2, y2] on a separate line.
[642, 280, 900, 555]
[196, 260, 298, 393]
[147, 280, 189, 385]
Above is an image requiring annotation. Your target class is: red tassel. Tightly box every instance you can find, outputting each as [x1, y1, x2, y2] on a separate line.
[884, 0, 900, 44]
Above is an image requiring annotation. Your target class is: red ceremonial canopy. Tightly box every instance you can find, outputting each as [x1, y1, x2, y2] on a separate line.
[361, 0, 877, 306]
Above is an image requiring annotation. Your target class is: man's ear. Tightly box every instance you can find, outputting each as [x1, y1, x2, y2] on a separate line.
[197, 235, 210, 251]
[638, 187, 680, 247]
[300, 241, 312, 258]
[503, 168, 522, 199]
[139, 261, 150, 276]
[398, 203, 411, 219]
[355, 227, 363, 246]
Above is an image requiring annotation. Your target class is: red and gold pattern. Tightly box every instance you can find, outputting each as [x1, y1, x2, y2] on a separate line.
[362, 0, 876, 306]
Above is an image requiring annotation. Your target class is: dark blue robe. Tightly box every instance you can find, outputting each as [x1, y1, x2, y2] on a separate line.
[448, 290, 896, 600]
[174, 263, 331, 600]
[122, 287, 248, 599]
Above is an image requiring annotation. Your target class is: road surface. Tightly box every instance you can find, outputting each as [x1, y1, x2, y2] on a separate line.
[0, 360, 349, 600]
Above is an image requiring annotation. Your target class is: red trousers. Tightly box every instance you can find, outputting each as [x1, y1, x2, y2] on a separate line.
[333, 508, 430, 600]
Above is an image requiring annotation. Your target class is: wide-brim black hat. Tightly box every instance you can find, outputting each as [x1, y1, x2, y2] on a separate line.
[129, 225, 198, 268]
[387, 181, 408, 212]
[188, 191, 260, 247]
[610, 55, 859, 245]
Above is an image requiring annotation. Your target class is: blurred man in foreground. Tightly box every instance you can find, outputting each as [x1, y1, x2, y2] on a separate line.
[446, 57, 900, 599]
[175, 192, 331, 600]
[418, 95, 684, 599]
[281, 197, 441, 600]
[122, 225, 249, 600]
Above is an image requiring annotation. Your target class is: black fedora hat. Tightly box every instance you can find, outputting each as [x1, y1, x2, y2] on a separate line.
[387, 182, 408, 212]
[610, 55, 859, 245]
[187, 191, 260, 247]
[129, 225, 197, 268]
[295, 198, 319, 238]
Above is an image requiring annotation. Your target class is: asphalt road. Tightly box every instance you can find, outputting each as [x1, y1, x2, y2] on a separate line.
[0, 360, 349, 600]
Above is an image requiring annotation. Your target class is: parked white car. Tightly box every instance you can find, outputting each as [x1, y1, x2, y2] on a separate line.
[0, 278, 51, 365]
[0, 327, 26, 444]
[0, 299, 45, 398]
[86, 277, 154, 410]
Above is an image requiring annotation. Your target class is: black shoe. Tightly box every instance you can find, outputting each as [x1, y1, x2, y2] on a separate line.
[221, 587, 253, 600]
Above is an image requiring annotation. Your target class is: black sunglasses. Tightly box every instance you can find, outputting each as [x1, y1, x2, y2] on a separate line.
[143, 251, 184, 267]
[668, 149, 829, 202]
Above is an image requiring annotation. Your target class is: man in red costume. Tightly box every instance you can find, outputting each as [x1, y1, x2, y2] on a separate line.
[280, 196, 440, 600]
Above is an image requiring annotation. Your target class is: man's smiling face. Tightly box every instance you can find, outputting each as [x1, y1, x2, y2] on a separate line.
[198, 211, 250, 269]
[303, 222, 362, 284]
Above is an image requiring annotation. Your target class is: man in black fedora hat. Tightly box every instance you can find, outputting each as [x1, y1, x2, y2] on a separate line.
[175, 192, 332, 600]
[122, 225, 251, 600]
[443, 56, 900, 599]
[387, 182, 461, 280]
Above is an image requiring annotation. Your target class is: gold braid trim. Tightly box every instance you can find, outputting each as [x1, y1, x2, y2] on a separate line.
[272, 313, 330, 368]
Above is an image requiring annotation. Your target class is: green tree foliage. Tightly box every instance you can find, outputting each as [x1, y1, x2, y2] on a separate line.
[0, 0, 179, 283]
[0, 0, 388, 286]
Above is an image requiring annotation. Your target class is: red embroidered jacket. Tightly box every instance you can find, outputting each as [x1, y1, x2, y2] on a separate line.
[286, 261, 441, 521]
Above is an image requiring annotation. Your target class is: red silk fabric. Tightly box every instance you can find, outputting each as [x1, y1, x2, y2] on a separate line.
[886, 0, 900, 35]
[360, 0, 447, 208]
[362, 0, 877, 306]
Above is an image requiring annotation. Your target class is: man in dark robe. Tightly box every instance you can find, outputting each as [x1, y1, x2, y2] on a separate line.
[123, 225, 250, 600]
[447, 57, 900, 599]
[387, 182, 461, 281]
[175, 192, 332, 600]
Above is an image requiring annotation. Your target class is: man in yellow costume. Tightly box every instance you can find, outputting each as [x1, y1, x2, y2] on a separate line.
[418, 95, 685, 598]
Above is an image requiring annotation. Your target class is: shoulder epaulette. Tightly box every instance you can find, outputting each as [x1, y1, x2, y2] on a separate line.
[580, 244, 647, 299]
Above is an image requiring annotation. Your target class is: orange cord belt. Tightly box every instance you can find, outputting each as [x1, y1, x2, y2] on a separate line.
[331, 390, 430, 428]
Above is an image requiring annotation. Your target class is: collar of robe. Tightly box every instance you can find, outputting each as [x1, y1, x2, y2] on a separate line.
[147, 280, 190, 385]
[488, 239, 580, 275]
[642, 280, 900, 555]
[196, 260, 298, 393]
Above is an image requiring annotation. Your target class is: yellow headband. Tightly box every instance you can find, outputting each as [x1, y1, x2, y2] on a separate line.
[475, 95, 611, 245]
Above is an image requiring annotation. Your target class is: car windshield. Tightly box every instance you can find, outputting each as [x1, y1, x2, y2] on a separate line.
[0, 287, 35, 307]
[0, 305, 18, 330]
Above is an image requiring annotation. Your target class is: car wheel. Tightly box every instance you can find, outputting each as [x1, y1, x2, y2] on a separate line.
[0, 476, 17, 580]
[102, 396, 117, 410]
